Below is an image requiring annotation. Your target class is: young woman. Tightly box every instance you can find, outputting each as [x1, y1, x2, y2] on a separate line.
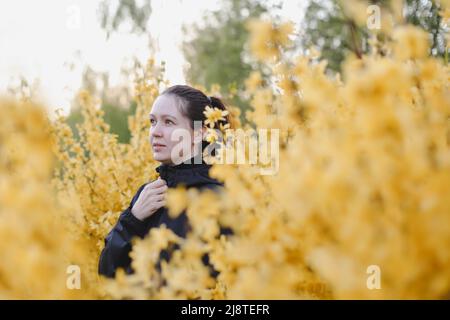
[98, 85, 231, 278]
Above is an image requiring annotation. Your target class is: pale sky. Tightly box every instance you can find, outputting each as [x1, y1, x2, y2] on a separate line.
[0, 0, 305, 116]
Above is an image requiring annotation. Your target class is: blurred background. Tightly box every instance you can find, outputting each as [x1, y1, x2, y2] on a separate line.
[0, 0, 445, 143]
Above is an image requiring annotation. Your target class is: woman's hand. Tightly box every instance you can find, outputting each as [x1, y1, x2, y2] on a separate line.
[131, 178, 167, 221]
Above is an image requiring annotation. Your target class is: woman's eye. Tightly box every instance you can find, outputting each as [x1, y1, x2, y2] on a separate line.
[150, 119, 156, 125]
[165, 119, 174, 125]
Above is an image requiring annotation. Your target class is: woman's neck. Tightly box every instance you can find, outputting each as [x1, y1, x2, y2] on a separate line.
[165, 149, 203, 167]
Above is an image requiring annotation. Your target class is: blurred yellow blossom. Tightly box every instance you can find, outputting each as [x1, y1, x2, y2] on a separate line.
[393, 25, 430, 60]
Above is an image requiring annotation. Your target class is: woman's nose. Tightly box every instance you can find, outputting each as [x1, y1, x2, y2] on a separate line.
[151, 123, 163, 137]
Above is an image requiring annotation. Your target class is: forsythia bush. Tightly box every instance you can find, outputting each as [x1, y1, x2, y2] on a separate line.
[1, 4, 449, 299]
[0, 100, 95, 298]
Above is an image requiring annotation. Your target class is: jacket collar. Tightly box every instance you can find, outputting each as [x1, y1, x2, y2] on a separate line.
[155, 156, 221, 188]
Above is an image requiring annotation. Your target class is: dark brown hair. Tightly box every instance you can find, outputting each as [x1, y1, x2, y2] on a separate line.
[161, 85, 230, 129]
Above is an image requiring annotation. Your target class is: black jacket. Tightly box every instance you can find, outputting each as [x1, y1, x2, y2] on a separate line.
[98, 159, 228, 278]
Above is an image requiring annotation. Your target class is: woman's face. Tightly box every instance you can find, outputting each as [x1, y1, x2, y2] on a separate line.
[149, 95, 199, 165]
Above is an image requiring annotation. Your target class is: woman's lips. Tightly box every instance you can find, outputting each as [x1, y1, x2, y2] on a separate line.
[152, 143, 166, 150]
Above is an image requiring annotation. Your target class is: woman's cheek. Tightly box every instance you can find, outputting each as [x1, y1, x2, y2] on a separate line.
[164, 128, 176, 158]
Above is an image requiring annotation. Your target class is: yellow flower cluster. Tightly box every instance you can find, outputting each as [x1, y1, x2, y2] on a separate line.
[246, 19, 294, 62]
[0, 99, 94, 298]
[204, 106, 229, 128]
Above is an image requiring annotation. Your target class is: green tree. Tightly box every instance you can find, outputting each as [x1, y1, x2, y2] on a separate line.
[98, 0, 153, 38]
[67, 64, 138, 144]
[181, 0, 274, 120]
[405, 0, 447, 56]
[66, 101, 137, 144]
[301, 0, 448, 73]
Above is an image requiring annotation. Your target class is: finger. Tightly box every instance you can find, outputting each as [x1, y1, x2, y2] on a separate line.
[143, 182, 153, 192]
[148, 191, 164, 201]
[155, 199, 166, 208]
[143, 182, 152, 190]
[145, 179, 165, 191]
[148, 185, 167, 197]
[156, 192, 166, 200]
[154, 185, 168, 194]
[151, 178, 167, 188]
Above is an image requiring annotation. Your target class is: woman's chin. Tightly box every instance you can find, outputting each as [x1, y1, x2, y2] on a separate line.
[152, 152, 166, 161]
[152, 152, 173, 164]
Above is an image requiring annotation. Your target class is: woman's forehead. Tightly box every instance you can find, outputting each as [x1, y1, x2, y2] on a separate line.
[150, 95, 182, 118]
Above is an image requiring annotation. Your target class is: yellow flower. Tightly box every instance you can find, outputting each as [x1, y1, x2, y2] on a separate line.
[166, 186, 189, 218]
[393, 25, 430, 60]
[246, 19, 294, 62]
[307, 46, 321, 59]
[204, 128, 220, 143]
[341, 0, 371, 26]
[440, 7, 450, 24]
[203, 106, 229, 128]
[245, 71, 263, 92]
[218, 123, 231, 133]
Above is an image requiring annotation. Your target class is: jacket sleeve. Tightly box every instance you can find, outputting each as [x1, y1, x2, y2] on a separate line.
[98, 183, 160, 278]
